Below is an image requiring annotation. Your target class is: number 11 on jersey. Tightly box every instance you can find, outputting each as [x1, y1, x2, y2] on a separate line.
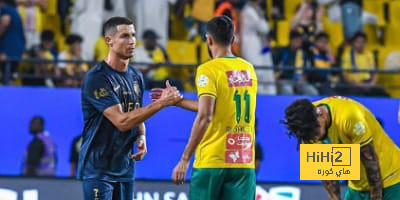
[233, 90, 250, 123]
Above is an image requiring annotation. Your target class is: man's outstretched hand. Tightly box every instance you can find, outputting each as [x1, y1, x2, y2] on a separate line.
[151, 80, 183, 105]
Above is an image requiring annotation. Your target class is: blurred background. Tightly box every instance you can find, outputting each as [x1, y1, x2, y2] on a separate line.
[0, 0, 400, 199]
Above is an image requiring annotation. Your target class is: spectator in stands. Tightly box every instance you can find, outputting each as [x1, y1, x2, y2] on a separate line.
[25, 30, 56, 86]
[69, 134, 82, 177]
[318, 0, 377, 27]
[241, 0, 276, 94]
[17, 0, 47, 49]
[340, 32, 388, 96]
[93, 24, 108, 61]
[271, 0, 283, 19]
[291, 1, 324, 51]
[29, 30, 55, 59]
[132, 0, 177, 45]
[215, 0, 238, 30]
[41, 0, 60, 40]
[259, 33, 277, 95]
[70, 0, 104, 59]
[308, 32, 335, 94]
[215, 0, 239, 55]
[340, 0, 362, 40]
[275, 31, 318, 95]
[383, 51, 400, 97]
[341, 32, 374, 84]
[57, 0, 73, 34]
[103, 0, 126, 21]
[22, 116, 56, 177]
[185, 0, 214, 41]
[134, 30, 183, 90]
[0, 0, 25, 61]
[57, 34, 88, 87]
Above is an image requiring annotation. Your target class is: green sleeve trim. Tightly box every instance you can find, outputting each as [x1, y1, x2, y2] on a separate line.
[360, 137, 373, 147]
[198, 93, 217, 98]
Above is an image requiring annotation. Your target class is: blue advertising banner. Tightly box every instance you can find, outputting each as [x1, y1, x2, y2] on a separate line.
[0, 177, 347, 200]
[0, 87, 399, 183]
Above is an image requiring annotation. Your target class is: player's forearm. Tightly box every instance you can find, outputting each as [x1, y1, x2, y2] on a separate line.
[138, 123, 146, 135]
[360, 142, 383, 200]
[291, 7, 305, 30]
[322, 180, 341, 200]
[176, 99, 198, 112]
[118, 101, 165, 132]
[181, 115, 211, 161]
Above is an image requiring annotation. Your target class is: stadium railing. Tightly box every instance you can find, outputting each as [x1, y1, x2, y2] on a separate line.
[1, 58, 400, 94]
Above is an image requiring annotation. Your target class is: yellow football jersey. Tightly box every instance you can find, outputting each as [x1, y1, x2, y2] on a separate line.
[313, 96, 400, 191]
[194, 56, 258, 169]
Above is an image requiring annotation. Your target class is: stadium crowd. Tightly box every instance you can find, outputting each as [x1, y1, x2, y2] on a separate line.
[0, 0, 399, 97]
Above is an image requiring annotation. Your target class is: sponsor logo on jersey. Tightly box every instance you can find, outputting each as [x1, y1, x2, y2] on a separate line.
[226, 70, 252, 87]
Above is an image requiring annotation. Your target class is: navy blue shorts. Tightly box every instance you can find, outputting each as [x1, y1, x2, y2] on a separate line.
[82, 179, 134, 200]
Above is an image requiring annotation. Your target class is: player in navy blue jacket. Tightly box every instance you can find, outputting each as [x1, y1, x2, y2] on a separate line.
[78, 16, 182, 200]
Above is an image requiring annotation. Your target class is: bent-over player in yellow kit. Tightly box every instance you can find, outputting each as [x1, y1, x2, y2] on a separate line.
[166, 16, 257, 200]
[283, 96, 400, 200]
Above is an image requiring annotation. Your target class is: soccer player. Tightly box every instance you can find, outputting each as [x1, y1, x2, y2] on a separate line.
[77, 17, 182, 200]
[153, 16, 258, 200]
[282, 96, 400, 200]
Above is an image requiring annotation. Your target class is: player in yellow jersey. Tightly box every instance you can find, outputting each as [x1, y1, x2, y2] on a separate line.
[152, 16, 258, 200]
[283, 96, 400, 200]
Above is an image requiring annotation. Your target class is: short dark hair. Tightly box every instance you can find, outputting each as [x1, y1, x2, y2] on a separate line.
[281, 99, 320, 147]
[351, 31, 367, 42]
[66, 34, 83, 45]
[31, 116, 44, 127]
[315, 32, 329, 41]
[289, 31, 302, 40]
[103, 16, 133, 37]
[142, 30, 159, 40]
[206, 16, 234, 46]
[41, 30, 54, 42]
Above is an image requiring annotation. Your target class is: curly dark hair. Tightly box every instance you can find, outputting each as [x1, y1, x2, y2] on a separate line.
[281, 99, 320, 147]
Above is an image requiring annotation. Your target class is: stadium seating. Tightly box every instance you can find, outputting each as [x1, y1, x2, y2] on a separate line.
[363, 0, 386, 26]
[283, 0, 302, 20]
[167, 40, 197, 91]
[167, 40, 198, 64]
[380, 49, 400, 97]
[389, 0, 400, 24]
[364, 24, 381, 51]
[322, 18, 344, 52]
[384, 23, 400, 47]
[276, 20, 290, 47]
